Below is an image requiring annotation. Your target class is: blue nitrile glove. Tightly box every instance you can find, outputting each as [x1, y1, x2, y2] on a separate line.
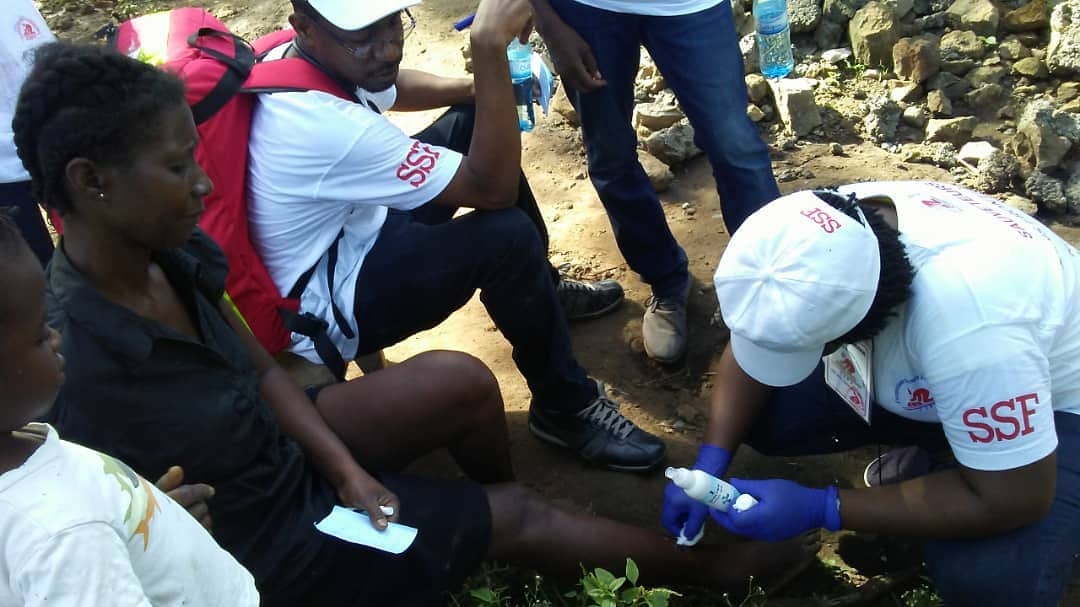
[709, 478, 841, 542]
[661, 445, 732, 539]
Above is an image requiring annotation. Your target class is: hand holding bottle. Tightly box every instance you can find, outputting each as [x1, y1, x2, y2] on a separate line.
[472, 0, 534, 47]
[709, 478, 841, 542]
[660, 444, 732, 541]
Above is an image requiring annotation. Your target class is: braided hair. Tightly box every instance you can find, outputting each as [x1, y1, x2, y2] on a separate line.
[12, 42, 186, 215]
[812, 188, 915, 343]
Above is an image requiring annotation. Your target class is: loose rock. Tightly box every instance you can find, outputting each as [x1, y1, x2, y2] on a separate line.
[644, 121, 702, 167]
[903, 105, 929, 127]
[927, 89, 953, 115]
[1047, 0, 1080, 76]
[893, 35, 941, 83]
[944, 0, 1000, 37]
[925, 116, 978, 143]
[1003, 0, 1049, 33]
[1026, 171, 1068, 213]
[974, 150, 1020, 193]
[1013, 56, 1049, 79]
[638, 150, 674, 192]
[769, 78, 824, 136]
[863, 94, 902, 142]
[850, 2, 900, 68]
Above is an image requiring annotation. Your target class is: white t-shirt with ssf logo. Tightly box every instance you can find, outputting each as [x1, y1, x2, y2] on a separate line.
[248, 46, 463, 362]
[837, 181, 1080, 472]
[1, 0, 55, 183]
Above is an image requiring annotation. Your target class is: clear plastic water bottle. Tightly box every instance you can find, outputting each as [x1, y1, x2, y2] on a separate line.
[754, 0, 794, 79]
[506, 39, 535, 132]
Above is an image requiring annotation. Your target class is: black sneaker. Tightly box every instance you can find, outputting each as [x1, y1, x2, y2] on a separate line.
[863, 445, 955, 487]
[556, 276, 625, 321]
[528, 381, 667, 472]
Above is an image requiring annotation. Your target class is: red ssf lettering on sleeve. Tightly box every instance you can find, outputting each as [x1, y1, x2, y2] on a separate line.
[990, 399, 1021, 440]
[962, 393, 1040, 444]
[963, 407, 995, 444]
[799, 208, 843, 234]
[396, 141, 443, 188]
[1016, 392, 1039, 435]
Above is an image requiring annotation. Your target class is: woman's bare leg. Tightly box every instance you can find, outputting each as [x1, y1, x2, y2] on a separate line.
[313, 351, 514, 483]
[484, 484, 820, 589]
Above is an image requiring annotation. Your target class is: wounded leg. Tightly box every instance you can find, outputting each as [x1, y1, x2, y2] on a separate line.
[484, 483, 820, 590]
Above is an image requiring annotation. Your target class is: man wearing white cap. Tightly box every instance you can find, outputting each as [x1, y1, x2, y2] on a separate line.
[246, 0, 667, 471]
[663, 181, 1080, 605]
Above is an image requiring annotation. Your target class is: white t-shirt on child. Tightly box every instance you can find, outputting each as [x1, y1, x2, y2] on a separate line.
[0, 424, 259, 606]
[836, 181, 1080, 473]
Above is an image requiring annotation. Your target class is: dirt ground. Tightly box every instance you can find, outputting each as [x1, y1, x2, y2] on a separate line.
[40, 0, 1080, 602]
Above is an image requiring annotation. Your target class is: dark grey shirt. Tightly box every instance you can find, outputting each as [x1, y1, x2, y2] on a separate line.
[44, 229, 337, 594]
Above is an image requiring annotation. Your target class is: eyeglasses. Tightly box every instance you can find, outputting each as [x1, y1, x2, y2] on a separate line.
[319, 10, 416, 61]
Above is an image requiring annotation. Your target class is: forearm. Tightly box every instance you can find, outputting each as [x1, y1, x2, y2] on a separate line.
[459, 31, 522, 204]
[841, 458, 1055, 539]
[218, 301, 360, 487]
[528, 0, 560, 35]
[393, 69, 475, 111]
[257, 368, 358, 486]
[704, 345, 774, 453]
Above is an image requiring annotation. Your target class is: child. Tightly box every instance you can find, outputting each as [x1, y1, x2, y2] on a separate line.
[0, 212, 259, 605]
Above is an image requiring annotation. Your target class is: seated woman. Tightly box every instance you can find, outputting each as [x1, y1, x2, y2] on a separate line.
[17, 42, 817, 606]
[0, 212, 258, 605]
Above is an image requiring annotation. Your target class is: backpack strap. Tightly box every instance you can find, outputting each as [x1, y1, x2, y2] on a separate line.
[187, 28, 256, 124]
[243, 55, 354, 101]
[283, 230, 352, 382]
[243, 57, 356, 380]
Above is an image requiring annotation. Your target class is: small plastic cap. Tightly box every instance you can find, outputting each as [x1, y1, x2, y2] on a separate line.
[664, 467, 692, 488]
[733, 493, 759, 512]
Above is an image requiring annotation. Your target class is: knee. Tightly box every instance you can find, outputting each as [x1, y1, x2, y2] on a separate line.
[585, 135, 641, 179]
[695, 118, 768, 163]
[924, 539, 1046, 604]
[491, 483, 550, 539]
[486, 208, 544, 259]
[418, 350, 502, 413]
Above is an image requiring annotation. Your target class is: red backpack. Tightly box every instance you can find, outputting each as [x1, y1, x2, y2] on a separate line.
[110, 8, 354, 379]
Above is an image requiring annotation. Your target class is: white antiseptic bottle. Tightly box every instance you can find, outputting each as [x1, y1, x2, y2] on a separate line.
[665, 467, 759, 512]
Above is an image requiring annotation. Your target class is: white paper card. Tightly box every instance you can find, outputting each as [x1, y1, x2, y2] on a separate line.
[314, 506, 418, 555]
[531, 53, 556, 115]
[824, 340, 874, 424]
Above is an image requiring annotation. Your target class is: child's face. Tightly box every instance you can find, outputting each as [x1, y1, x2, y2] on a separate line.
[94, 102, 211, 250]
[0, 249, 64, 429]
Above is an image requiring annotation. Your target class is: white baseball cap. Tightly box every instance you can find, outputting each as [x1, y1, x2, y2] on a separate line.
[302, 0, 421, 31]
[713, 190, 881, 387]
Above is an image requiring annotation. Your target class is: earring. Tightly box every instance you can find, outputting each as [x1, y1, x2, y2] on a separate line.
[98, 192, 105, 200]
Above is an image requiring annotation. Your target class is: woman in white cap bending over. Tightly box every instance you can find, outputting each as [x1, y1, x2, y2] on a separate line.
[661, 181, 1080, 606]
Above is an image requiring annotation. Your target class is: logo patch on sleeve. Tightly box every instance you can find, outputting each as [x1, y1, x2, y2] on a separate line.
[894, 376, 936, 411]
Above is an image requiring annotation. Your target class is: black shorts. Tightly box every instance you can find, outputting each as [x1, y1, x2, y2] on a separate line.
[265, 474, 492, 607]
